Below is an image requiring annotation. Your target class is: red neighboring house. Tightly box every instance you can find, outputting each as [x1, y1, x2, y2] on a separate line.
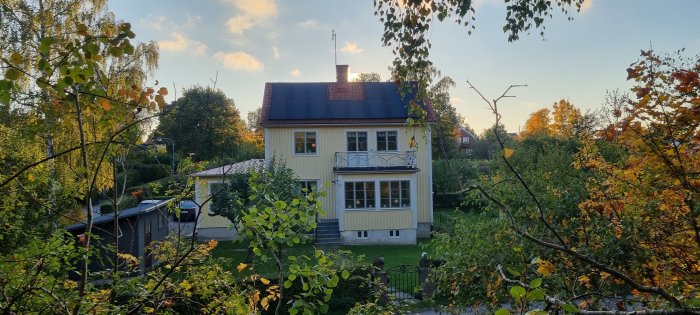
[456, 126, 476, 155]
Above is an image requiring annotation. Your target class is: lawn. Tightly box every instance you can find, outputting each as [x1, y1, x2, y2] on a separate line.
[211, 238, 431, 278]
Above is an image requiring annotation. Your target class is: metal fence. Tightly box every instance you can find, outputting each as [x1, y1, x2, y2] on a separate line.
[385, 264, 420, 299]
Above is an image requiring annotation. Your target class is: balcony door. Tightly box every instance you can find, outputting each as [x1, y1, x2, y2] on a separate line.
[346, 131, 369, 167]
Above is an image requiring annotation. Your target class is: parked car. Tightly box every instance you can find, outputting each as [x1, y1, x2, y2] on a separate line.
[175, 200, 198, 221]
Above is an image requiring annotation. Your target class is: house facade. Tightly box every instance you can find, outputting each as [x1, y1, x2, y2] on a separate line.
[456, 126, 476, 156]
[191, 159, 264, 240]
[260, 65, 435, 245]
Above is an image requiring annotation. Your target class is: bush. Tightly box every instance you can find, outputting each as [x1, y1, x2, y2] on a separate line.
[100, 197, 139, 214]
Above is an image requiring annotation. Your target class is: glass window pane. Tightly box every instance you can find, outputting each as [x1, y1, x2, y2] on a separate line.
[358, 132, 367, 151]
[345, 183, 354, 208]
[366, 181, 375, 208]
[295, 132, 304, 153]
[388, 131, 397, 150]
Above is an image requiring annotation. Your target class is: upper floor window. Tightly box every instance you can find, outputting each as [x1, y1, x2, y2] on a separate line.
[347, 131, 368, 152]
[377, 131, 398, 151]
[294, 131, 317, 155]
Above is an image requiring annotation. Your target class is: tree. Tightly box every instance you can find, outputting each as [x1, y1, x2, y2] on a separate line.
[430, 56, 700, 313]
[375, 0, 585, 116]
[551, 99, 583, 137]
[155, 86, 246, 161]
[353, 72, 382, 82]
[520, 108, 552, 138]
[428, 70, 464, 159]
[247, 107, 262, 133]
[0, 0, 160, 248]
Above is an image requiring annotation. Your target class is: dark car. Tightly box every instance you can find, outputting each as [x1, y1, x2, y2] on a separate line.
[175, 200, 198, 221]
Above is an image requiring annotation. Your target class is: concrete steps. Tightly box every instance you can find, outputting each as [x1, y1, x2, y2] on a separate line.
[315, 219, 341, 246]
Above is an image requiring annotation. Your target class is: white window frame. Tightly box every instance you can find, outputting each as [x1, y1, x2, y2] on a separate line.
[379, 180, 411, 209]
[389, 229, 400, 238]
[344, 181, 376, 209]
[376, 129, 399, 152]
[357, 230, 369, 239]
[344, 177, 413, 211]
[344, 129, 370, 152]
[299, 179, 319, 196]
[292, 130, 319, 156]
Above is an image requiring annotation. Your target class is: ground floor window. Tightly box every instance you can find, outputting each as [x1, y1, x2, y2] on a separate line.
[299, 180, 318, 196]
[380, 181, 410, 208]
[345, 179, 411, 210]
[357, 230, 368, 239]
[345, 182, 375, 209]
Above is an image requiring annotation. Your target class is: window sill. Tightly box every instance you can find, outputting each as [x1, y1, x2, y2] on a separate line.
[344, 208, 412, 212]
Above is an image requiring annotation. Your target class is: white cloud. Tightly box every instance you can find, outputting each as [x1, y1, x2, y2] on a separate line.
[298, 20, 318, 29]
[340, 42, 363, 54]
[141, 15, 166, 31]
[290, 69, 301, 77]
[451, 97, 465, 105]
[225, 0, 277, 34]
[185, 15, 202, 28]
[228, 0, 277, 17]
[158, 32, 208, 55]
[273, 47, 280, 59]
[580, 0, 592, 12]
[226, 16, 255, 33]
[214, 51, 263, 71]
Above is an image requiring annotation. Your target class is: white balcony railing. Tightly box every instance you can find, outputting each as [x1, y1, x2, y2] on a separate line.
[334, 151, 416, 170]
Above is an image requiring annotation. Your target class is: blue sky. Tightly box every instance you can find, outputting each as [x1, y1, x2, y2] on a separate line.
[109, 1, 700, 134]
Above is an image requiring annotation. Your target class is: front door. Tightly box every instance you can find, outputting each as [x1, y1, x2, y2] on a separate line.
[347, 131, 368, 167]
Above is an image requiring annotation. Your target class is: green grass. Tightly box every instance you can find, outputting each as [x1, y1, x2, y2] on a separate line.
[211, 239, 431, 279]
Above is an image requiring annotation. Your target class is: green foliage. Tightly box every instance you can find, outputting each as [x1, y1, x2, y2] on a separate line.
[210, 157, 299, 227]
[99, 196, 138, 214]
[155, 86, 246, 161]
[429, 71, 464, 159]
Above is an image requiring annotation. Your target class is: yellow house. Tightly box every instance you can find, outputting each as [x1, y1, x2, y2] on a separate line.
[191, 159, 264, 240]
[260, 65, 435, 245]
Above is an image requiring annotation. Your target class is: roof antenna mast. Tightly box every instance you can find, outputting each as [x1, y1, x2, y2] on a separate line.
[331, 29, 337, 66]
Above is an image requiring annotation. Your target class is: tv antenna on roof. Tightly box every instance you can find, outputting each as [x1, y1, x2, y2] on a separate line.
[331, 29, 337, 66]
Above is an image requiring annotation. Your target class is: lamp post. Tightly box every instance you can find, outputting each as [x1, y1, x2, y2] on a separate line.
[156, 137, 176, 175]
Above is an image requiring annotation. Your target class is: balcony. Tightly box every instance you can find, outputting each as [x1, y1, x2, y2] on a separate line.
[334, 151, 418, 173]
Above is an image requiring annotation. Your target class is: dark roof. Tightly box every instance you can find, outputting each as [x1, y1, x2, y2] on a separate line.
[260, 82, 435, 126]
[66, 199, 173, 231]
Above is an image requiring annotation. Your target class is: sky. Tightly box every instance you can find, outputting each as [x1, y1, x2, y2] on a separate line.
[109, 0, 700, 134]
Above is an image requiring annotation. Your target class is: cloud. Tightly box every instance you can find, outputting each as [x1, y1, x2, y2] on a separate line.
[225, 0, 277, 34]
[229, 0, 277, 17]
[226, 16, 255, 33]
[290, 69, 301, 77]
[141, 15, 166, 31]
[214, 51, 263, 71]
[185, 15, 202, 28]
[340, 42, 363, 54]
[580, 0, 592, 12]
[273, 47, 280, 59]
[450, 97, 465, 105]
[298, 20, 318, 29]
[158, 32, 208, 55]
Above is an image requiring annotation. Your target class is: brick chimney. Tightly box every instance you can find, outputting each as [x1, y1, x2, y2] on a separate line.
[336, 65, 349, 83]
